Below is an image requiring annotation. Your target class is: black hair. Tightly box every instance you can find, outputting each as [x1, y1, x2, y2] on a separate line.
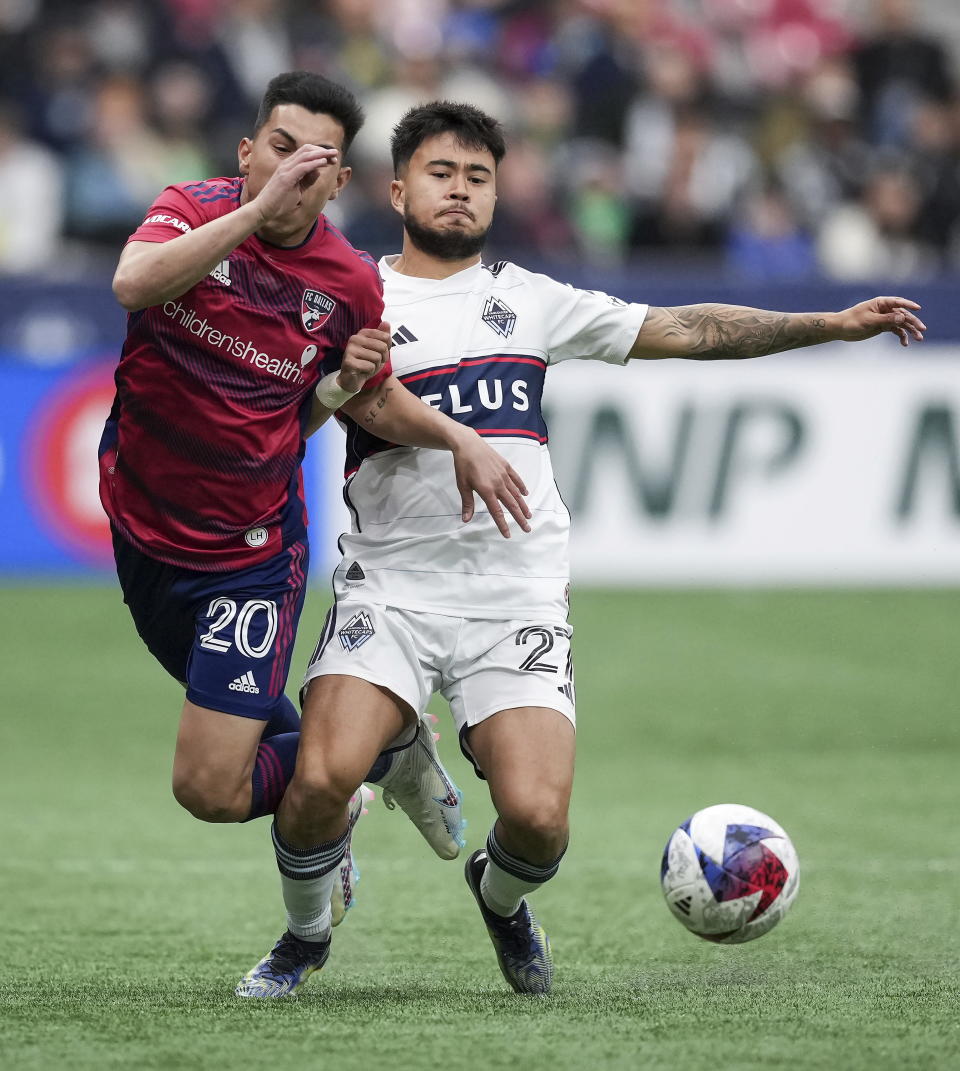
[391, 101, 506, 176]
[254, 71, 364, 153]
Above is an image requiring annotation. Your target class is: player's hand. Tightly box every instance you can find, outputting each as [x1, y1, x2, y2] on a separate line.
[338, 321, 391, 393]
[451, 431, 532, 539]
[252, 144, 340, 224]
[835, 297, 927, 347]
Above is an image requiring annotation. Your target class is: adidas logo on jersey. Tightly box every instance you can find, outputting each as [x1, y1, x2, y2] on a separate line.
[229, 670, 259, 694]
[209, 259, 232, 286]
[391, 325, 418, 346]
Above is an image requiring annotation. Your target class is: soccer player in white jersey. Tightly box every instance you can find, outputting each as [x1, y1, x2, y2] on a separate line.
[242, 101, 926, 996]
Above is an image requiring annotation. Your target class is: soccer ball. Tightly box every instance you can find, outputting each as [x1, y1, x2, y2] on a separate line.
[660, 803, 799, 944]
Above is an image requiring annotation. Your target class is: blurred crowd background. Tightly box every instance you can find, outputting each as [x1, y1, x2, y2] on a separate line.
[1, 0, 960, 281]
[2, 0, 957, 582]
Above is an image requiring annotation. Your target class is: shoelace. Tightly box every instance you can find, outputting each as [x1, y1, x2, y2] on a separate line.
[258, 935, 318, 980]
[492, 910, 539, 961]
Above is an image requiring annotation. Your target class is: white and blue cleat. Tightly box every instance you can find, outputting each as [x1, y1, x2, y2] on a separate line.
[235, 930, 330, 998]
[378, 714, 466, 860]
[465, 849, 554, 995]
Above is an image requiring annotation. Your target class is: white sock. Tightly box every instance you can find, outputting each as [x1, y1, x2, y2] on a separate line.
[481, 827, 566, 917]
[480, 858, 531, 917]
[271, 820, 348, 942]
[280, 873, 334, 942]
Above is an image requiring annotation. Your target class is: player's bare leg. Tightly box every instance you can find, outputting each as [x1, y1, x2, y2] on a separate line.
[171, 697, 303, 825]
[238, 674, 464, 997]
[236, 678, 400, 998]
[172, 700, 265, 822]
[469, 706, 575, 865]
[279, 674, 409, 847]
[463, 706, 575, 995]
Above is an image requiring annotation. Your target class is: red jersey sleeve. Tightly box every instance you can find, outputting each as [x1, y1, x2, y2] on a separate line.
[126, 185, 207, 245]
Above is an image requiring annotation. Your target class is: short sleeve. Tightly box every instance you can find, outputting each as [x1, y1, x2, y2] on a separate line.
[532, 272, 648, 365]
[126, 185, 204, 245]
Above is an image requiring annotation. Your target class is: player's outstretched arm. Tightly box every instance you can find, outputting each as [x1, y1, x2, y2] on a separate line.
[113, 144, 339, 311]
[628, 296, 927, 361]
[339, 377, 532, 539]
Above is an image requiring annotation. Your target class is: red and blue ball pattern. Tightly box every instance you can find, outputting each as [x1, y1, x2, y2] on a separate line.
[660, 804, 800, 944]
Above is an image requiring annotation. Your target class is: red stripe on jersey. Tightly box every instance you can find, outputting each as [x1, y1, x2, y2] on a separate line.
[401, 364, 459, 384]
[400, 354, 546, 385]
[477, 428, 548, 442]
[460, 355, 547, 368]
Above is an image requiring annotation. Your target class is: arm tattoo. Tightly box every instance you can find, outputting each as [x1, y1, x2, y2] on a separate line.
[361, 385, 393, 426]
[647, 305, 829, 360]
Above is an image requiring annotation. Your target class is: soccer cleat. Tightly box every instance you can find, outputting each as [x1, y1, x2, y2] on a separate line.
[464, 849, 554, 995]
[234, 930, 330, 998]
[378, 715, 465, 860]
[330, 784, 375, 927]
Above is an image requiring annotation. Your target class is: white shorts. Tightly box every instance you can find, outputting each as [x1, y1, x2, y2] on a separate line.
[303, 600, 576, 775]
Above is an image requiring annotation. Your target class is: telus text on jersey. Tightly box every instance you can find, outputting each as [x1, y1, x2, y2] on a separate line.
[419, 379, 530, 413]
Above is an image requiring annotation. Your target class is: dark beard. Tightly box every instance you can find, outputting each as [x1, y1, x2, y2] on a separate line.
[403, 209, 490, 260]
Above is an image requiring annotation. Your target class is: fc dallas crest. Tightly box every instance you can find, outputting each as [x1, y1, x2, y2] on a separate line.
[301, 288, 337, 332]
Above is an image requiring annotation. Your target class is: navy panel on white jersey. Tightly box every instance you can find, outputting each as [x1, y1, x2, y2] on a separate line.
[344, 353, 547, 476]
[334, 256, 649, 620]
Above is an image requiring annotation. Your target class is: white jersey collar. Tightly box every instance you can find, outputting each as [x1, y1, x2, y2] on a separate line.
[379, 254, 487, 294]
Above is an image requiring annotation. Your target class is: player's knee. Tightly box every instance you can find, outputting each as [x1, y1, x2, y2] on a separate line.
[286, 764, 357, 822]
[172, 769, 247, 823]
[498, 793, 569, 858]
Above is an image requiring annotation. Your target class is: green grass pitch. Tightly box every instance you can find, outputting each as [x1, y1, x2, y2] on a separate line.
[2, 585, 958, 1070]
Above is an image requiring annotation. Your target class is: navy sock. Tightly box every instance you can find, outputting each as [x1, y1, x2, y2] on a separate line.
[262, 695, 301, 739]
[245, 731, 299, 821]
[248, 698, 392, 820]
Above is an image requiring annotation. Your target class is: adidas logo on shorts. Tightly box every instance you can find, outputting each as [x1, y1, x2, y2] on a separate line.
[229, 670, 260, 694]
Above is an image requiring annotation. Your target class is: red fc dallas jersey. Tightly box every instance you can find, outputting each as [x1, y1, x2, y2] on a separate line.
[99, 176, 389, 571]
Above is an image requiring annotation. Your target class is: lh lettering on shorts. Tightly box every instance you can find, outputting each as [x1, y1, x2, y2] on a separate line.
[338, 610, 375, 652]
[199, 597, 279, 657]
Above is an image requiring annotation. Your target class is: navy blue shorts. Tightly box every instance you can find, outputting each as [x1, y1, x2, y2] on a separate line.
[112, 530, 309, 720]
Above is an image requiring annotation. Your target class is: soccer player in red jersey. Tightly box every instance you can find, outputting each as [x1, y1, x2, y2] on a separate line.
[99, 73, 530, 977]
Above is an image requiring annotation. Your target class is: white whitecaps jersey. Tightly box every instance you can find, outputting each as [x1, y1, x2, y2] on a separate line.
[334, 255, 649, 621]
